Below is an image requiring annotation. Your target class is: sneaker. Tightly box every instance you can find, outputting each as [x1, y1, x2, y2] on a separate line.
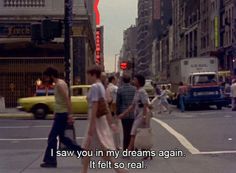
[40, 162, 57, 168]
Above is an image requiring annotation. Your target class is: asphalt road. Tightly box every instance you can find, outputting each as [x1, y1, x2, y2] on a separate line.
[0, 107, 236, 173]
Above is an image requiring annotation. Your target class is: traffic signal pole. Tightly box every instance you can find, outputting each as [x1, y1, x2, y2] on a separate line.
[64, 0, 73, 89]
[234, 0, 236, 72]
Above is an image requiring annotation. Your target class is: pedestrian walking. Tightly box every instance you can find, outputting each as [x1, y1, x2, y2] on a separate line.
[166, 85, 173, 104]
[101, 72, 108, 89]
[40, 67, 82, 168]
[118, 74, 151, 152]
[106, 75, 118, 115]
[150, 85, 166, 114]
[116, 74, 136, 150]
[231, 79, 236, 111]
[81, 65, 128, 173]
[105, 75, 122, 150]
[158, 86, 172, 114]
[177, 82, 187, 112]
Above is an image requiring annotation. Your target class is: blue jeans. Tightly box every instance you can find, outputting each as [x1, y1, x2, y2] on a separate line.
[43, 113, 82, 164]
[179, 95, 185, 112]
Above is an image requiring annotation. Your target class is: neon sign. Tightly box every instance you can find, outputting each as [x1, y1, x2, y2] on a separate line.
[94, 0, 100, 25]
[96, 29, 101, 64]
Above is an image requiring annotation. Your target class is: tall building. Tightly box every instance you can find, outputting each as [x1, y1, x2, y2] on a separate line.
[199, 0, 221, 58]
[151, 0, 172, 81]
[0, 0, 96, 107]
[184, 0, 200, 58]
[120, 25, 138, 76]
[172, 0, 186, 60]
[219, 0, 236, 72]
[136, 0, 153, 77]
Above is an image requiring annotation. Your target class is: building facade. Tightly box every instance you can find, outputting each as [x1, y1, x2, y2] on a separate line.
[0, 0, 96, 107]
[151, 0, 172, 82]
[172, 0, 186, 60]
[136, 0, 153, 77]
[184, 0, 200, 58]
[219, 0, 235, 73]
[120, 25, 138, 76]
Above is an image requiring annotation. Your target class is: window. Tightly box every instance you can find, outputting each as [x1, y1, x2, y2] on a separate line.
[186, 35, 189, 58]
[72, 87, 90, 96]
[193, 74, 217, 85]
[4, 0, 45, 7]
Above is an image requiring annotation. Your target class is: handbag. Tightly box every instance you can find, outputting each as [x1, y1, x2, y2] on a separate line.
[96, 84, 109, 118]
[97, 97, 109, 118]
[134, 128, 153, 150]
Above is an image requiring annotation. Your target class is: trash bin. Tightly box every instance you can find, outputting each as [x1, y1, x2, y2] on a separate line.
[0, 97, 5, 112]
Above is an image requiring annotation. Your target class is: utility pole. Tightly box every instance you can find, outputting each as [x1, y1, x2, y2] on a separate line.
[233, 0, 236, 74]
[64, 0, 73, 88]
[115, 54, 120, 73]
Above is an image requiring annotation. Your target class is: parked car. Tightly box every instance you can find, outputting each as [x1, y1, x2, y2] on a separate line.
[17, 85, 91, 119]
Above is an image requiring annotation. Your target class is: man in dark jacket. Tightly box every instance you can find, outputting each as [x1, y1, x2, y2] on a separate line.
[116, 74, 136, 150]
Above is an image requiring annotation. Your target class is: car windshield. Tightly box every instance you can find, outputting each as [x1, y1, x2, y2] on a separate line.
[35, 89, 54, 96]
[193, 74, 217, 85]
[72, 87, 90, 96]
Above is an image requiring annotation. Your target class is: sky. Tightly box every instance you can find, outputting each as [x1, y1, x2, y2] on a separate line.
[99, 0, 138, 73]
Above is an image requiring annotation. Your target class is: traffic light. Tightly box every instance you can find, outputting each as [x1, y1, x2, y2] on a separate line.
[120, 62, 128, 70]
[42, 19, 62, 41]
[31, 22, 41, 42]
[31, 19, 62, 42]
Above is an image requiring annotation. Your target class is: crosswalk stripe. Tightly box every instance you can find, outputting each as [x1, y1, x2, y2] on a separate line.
[152, 117, 200, 154]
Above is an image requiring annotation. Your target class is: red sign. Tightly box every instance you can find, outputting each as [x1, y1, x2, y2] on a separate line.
[120, 62, 128, 70]
[94, 0, 100, 25]
[96, 30, 101, 64]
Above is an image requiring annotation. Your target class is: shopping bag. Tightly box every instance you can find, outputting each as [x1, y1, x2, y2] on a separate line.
[59, 124, 77, 150]
[134, 128, 153, 150]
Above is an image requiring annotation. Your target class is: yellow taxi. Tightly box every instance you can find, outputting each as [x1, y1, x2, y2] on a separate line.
[17, 85, 90, 119]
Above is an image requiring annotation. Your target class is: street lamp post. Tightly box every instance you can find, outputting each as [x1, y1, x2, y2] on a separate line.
[233, 0, 236, 74]
[64, 0, 73, 89]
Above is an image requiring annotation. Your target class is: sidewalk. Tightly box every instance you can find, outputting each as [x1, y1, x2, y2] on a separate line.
[0, 108, 33, 119]
[0, 108, 87, 119]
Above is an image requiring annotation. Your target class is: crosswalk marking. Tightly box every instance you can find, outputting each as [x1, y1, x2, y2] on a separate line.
[152, 117, 236, 155]
[152, 117, 200, 154]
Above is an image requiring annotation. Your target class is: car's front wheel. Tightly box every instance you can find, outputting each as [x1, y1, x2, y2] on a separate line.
[32, 104, 48, 119]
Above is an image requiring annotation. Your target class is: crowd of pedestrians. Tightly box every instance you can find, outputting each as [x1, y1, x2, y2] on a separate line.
[40, 65, 154, 172]
[39, 65, 236, 172]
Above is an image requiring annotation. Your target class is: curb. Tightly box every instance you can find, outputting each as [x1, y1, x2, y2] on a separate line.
[0, 113, 87, 120]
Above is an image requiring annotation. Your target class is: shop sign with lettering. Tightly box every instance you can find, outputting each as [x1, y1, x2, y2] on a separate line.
[0, 23, 31, 37]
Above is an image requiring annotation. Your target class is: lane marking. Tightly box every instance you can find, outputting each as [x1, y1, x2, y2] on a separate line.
[152, 117, 200, 154]
[175, 115, 196, 118]
[224, 115, 232, 118]
[197, 151, 236, 155]
[0, 137, 84, 141]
